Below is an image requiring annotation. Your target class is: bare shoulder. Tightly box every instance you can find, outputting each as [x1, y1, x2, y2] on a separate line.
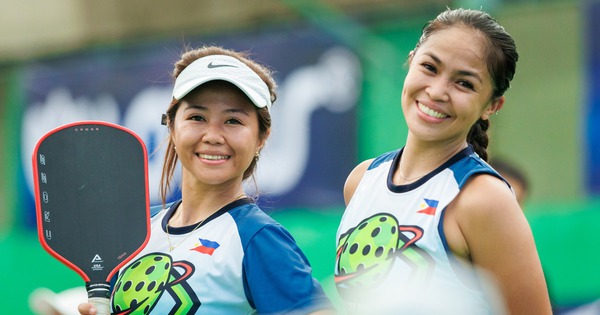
[449, 173, 528, 253]
[444, 173, 519, 258]
[343, 159, 373, 205]
[455, 173, 520, 223]
[448, 173, 552, 314]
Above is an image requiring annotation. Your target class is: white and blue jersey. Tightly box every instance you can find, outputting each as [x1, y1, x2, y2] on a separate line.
[335, 146, 508, 314]
[111, 198, 332, 315]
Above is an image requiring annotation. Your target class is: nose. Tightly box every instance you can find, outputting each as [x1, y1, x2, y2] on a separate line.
[201, 122, 225, 144]
[426, 77, 449, 102]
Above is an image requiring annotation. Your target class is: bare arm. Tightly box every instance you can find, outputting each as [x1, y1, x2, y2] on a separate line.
[343, 159, 373, 205]
[448, 174, 552, 315]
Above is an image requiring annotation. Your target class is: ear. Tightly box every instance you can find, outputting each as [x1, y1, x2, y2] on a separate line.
[257, 129, 271, 152]
[482, 96, 505, 120]
[407, 50, 416, 65]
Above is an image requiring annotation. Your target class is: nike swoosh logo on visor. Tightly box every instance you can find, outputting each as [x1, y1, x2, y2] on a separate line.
[207, 61, 238, 69]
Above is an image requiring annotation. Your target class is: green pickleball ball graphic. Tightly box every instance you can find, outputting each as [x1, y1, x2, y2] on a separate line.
[112, 254, 173, 314]
[337, 214, 399, 287]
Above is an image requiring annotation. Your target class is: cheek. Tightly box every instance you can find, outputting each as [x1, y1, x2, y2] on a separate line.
[171, 127, 197, 149]
[401, 79, 415, 106]
[171, 128, 184, 144]
[402, 71, 425, 100]
[230, 128, 259, 150]
[455, 95, 486, 116]
[402, 72, 416, 93]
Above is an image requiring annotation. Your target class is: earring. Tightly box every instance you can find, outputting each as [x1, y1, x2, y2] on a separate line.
[255, 151, 260, 157]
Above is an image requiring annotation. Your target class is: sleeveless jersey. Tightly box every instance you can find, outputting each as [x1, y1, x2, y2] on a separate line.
[335, 146, 508, 315]
[111, 198, 332, 315]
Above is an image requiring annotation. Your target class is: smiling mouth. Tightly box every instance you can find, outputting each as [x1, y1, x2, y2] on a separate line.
[418, 102, 449, 119]
[197, 153, 230, 160]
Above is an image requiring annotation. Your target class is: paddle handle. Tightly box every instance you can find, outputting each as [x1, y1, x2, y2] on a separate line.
[86, 281, 111, 315]
[89, 297, 110, 315]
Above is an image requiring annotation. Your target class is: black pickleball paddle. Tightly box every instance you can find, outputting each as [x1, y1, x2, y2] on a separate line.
[32, 121, 151, 314]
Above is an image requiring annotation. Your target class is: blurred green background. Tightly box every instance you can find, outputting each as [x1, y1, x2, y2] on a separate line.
[1, 0, 599, 314]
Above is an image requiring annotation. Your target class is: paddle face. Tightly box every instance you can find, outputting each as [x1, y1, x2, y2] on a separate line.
[32, 121, 150, 284]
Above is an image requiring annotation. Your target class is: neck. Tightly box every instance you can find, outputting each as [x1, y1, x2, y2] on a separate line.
[394, 138, 467, 184]
[171, 177, 246, 227]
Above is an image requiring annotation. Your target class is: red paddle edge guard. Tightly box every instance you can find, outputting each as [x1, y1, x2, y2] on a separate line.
[32, 120, 151, 285]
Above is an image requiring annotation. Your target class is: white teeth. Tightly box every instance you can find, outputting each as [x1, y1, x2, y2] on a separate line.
[198, 154, 229, 160]
[418, 103, 448, 119]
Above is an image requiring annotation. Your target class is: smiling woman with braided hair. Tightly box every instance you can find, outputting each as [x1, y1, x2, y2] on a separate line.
[335, 8, 551, 315]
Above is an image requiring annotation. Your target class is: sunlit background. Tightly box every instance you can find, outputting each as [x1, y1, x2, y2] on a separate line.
[1, 0, 598, 314]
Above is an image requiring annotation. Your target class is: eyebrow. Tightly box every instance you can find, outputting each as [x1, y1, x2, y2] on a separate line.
[183, 103, 250, 116]
[424, 52, 483, 84]
[184, 103, 207, 111]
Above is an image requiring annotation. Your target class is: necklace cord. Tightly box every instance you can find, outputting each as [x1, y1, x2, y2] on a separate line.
[398, 163, 425, 182]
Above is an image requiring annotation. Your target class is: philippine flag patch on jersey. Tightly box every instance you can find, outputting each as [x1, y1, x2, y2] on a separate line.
[417, 198, 439, 216]
[191, 238, 220, 255]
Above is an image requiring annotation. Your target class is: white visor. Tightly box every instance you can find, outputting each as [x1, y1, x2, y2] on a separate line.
[172, 55, 271, 110]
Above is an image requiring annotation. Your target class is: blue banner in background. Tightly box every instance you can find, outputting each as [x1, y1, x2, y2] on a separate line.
[586, 2, 600, 195]
[19, 27, 361, 228]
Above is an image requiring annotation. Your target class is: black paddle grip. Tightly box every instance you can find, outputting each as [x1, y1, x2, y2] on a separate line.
[86, 281, 111, 299]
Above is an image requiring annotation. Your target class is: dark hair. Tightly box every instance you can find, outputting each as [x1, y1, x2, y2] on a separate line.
[414, 8, 519, 161]
[160, 46, 277, 205]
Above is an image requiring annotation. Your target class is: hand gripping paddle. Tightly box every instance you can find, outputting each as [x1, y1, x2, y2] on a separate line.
[32, 121, 151, 314]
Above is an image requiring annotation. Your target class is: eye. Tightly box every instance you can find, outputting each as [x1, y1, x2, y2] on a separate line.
[189, 114, 206, 122]
[421, 63, 437, 74]
[457, 80, 475, 91]
[225, 117, 243, 125]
